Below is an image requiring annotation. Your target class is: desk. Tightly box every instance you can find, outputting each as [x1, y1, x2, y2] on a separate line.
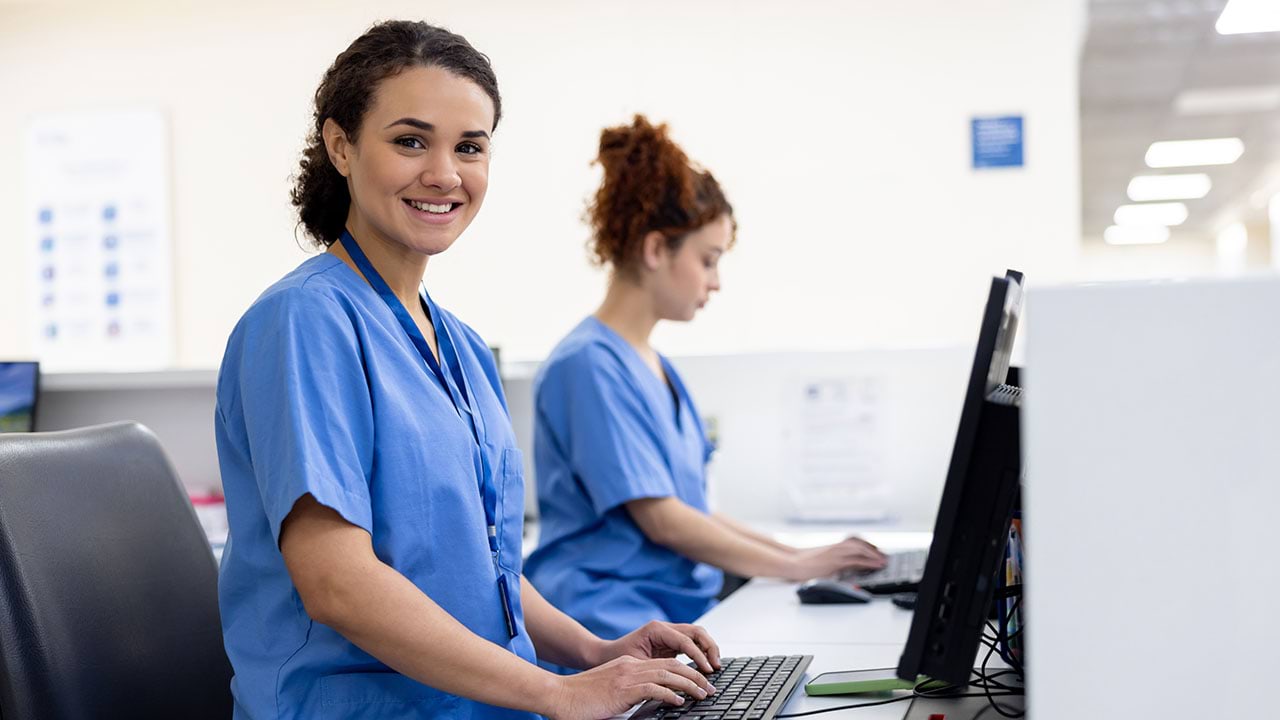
[682, 557, 1023, 718]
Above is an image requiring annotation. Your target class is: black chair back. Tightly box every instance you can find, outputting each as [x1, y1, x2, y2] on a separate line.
[0, 422, 232, 719]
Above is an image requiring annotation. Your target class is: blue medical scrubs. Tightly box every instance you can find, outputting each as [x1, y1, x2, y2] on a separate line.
[524, 317, 723, 641]
[215, 252, 538, 720]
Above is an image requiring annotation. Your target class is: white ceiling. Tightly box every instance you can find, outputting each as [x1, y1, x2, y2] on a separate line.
[1081, 0, 1280, 239]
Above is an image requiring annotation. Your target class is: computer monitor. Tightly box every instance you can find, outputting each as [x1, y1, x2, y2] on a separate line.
[0, 362, 41, 433]
[897, 271, 1024, 685]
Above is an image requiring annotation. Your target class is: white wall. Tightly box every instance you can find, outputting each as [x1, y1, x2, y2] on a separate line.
[0, 0, 1085, 366]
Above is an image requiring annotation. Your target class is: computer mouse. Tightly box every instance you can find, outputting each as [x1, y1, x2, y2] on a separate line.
[796, 579, 873, 604]
[891, 592, 917, 610]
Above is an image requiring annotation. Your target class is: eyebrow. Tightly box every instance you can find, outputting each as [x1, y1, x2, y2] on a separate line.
[384, 117, 490, 140]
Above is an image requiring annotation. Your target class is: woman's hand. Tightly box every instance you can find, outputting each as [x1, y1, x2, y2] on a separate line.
[786, 537, 887, 581]
[546, 655, 716, 720]
[592, 620, 721, 673]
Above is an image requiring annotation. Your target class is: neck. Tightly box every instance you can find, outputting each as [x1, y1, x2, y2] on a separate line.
[331, 215, 428, 309]
[595, 275, 661, 352]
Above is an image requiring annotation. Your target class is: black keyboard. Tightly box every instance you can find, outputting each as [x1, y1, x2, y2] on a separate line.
[837, 549, 928, 593]
[629, 654, 812, 720]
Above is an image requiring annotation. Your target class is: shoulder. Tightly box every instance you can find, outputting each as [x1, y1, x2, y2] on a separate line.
[217, 256, 368, 409]
[219, 256, 368, 383]
[537, 320, 632, 394]
[235, 256, 363, 335]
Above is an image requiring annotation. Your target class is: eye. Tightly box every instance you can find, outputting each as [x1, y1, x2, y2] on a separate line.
[394, 136, 425, 150]
[457, 141, 485, 156]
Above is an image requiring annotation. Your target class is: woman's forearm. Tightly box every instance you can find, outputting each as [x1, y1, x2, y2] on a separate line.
[626, 497, 799, 580]
[322, 559, 560, 714]
[520, 576, 606, 669]
[281, 497, 561, 716]
[710, 512, 796, 554]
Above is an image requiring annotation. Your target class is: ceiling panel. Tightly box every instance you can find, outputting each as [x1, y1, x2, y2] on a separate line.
[1081, 0, 1280, 238]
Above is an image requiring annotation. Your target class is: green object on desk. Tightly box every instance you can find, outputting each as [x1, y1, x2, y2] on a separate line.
[804, 668, 927, 696]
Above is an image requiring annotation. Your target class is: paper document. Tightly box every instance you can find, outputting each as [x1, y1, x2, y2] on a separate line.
[782, 376, 889, 522]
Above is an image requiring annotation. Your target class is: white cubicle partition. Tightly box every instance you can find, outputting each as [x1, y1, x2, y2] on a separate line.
[1024, 276, 1280, 719]
[507, 347, 974, 528]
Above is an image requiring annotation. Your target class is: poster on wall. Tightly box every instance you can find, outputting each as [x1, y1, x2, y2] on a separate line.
[782, 376, 889, 522]
[25, 110, 174, 371]
[971, 115, 1025, 169]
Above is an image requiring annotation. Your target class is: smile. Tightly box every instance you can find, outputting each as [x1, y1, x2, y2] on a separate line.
[403, 198, 464, 224]
[405, 199, 459, 214]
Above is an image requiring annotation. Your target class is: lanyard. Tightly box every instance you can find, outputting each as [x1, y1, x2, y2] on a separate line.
[339, 232, 502, 563]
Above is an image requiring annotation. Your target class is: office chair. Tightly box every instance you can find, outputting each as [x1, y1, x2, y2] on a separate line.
[0, 422, 232, 719]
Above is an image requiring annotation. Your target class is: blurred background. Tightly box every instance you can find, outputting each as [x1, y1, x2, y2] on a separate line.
[2, 0, 1277, 523]
[2, 0, 1276, 368]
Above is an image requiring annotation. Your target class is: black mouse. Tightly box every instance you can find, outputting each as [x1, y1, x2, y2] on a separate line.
[796, 579, 873, 604]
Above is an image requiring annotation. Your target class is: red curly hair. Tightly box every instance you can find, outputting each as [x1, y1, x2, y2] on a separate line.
[586, 115, 735, 274]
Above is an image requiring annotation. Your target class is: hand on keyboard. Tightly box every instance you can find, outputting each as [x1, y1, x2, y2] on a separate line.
[785, 536, 887, 581]
[627, 655, 813, 720]
[547, 655, 717, 720]
[596, 620, 722, 673]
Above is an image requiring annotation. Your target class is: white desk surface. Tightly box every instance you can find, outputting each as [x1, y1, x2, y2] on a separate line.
[635, 525, 1022, 719]
[682, 579, 1022, 720]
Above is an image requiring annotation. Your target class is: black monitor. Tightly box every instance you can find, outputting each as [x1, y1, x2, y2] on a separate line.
[897, 271, 1024, 685]
[0, 362, 41, 433]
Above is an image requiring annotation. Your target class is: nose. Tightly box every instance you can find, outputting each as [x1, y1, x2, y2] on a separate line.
[708, 269, 721, 293]
[420, 147, 462, 191]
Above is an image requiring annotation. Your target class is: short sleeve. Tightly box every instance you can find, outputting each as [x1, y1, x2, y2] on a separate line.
[543, 346, 675, 515]
[228, 289, 375, 543]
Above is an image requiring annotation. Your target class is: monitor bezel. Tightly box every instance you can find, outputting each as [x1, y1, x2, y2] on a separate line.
[896, 271, 1024, 684]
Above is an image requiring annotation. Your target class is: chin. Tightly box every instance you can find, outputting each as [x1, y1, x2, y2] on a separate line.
[404, 230, 463, 256]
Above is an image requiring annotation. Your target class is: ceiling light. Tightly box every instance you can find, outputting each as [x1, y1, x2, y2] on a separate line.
[1145, 138, 1244, 168]
[1216, 0, 1280, 34]
[1114, 202, 1189, 226]
[1271, 195, 1280, 271]
[1216, 222, 1248, 275]
[1104, 225, 1170, 246]
[1127, 174, 1212, 201]
[1174, 85, 1280, 115]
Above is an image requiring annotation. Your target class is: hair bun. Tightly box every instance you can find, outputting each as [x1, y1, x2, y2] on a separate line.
[586, 114, 734, 272]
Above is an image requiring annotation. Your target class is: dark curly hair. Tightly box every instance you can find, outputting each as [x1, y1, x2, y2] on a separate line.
[291, 20, 502, 247]
[586, 115, 735, 274]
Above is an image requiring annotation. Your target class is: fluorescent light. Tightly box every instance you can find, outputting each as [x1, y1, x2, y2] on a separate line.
[1216, 0, 1280, 34]
[1104, 225, 1170, 246]
[1271, 195, 1280, 271]
[1175, 85, 1280, 115]
[1127, 174, 1212, 201]
[1114, 202, 1189, 227]
[1216, 222, 1248, 275]
[1145, 138, 1244, 168]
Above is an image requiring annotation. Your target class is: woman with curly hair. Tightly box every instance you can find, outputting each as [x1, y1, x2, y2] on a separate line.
[215, 23, 721, 720]
[524, 116, 886, 642]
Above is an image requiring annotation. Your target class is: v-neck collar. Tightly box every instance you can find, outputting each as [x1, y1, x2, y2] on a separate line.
[325, 254, 476, 429]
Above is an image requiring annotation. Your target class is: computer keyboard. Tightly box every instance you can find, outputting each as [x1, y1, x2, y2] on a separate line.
[628, 654, 812, 720]
[837, 549, 928, 593]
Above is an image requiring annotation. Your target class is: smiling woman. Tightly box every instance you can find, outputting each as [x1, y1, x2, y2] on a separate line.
[321, 66, 494, 260]
[214, 20, 722, 720]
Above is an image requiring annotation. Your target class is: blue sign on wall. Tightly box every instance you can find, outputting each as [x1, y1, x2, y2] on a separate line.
[972, 115, 1024, 169]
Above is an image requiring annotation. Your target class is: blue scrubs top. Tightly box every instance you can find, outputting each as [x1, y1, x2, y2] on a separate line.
[215, 254, 538, 720]
[524, 317, 723, 641]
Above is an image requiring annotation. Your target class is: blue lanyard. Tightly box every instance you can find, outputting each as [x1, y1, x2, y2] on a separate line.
[338, 231, 501, 561]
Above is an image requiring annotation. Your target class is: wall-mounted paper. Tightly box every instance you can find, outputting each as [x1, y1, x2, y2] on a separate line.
[26, 110, 173, 370]
[782, 376, 889, 522]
